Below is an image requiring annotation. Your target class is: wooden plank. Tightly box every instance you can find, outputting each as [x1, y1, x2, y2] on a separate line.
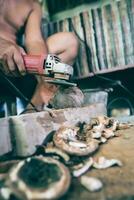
[67, 17, 82, 77]
[80, 12, 92, 72]
[0, 104, 106, 157]
[118, 0, 134, 65]
[102, 4, 116, 68]
[80, 12, 94, 73]
[131, 0, 134, 36]
[88, 9, 100, 72]
[111, 1, 125, 66]
[127, 0, 134, 51]
[62, 18, 69, 32]
[72, 15, 90, 76]
[92, 8, 107, 70]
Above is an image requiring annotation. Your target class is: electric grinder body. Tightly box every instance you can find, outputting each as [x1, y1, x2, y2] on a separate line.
[23, 54, 76, 86]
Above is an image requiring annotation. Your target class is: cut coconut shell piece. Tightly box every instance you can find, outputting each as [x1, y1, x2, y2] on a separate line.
[53, 127, 99, 156]
[80, 176, 103, 192]
[44, 147, 70, 162]
[0, 160, 19, 174]
[93, 156, 123, 169]
[7, 156, 71, 200]
[72, 158, 93, 177]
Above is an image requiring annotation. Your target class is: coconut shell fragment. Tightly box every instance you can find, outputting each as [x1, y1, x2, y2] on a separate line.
[93, 156, 123, 169]
[80, 176, 103, 192]
[44, 146, 70, 162]
[4, 156, 71, 200]
[72, 158, 93, 177]
[53, 126, 99, 156]
[0, 160, 20, 182]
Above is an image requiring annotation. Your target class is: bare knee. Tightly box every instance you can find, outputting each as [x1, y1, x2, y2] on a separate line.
[47, 32, 79, 64]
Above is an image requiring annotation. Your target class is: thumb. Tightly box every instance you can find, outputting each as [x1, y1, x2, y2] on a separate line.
[19, 47, 26, 55]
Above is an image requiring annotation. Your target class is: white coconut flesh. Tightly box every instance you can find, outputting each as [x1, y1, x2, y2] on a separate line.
[53, 127, 99, 156]
[7, 156, 71, 200]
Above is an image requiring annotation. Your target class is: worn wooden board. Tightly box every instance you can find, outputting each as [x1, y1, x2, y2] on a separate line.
[0, 104, 106, 157]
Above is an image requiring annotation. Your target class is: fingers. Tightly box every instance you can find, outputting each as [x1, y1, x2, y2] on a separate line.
[13, 50, 26, 75]
[6, 54, 16, 72]
[2, 47, 26, 76]
[0, 38, 27, 77]
[0, 55, 10, 75]
[2, 54, 18, 76]
[19, 47, 26, 55]
[3, 54, 23, 77]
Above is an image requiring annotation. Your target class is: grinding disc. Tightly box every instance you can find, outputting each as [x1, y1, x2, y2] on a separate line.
[45, 79, 77, 87]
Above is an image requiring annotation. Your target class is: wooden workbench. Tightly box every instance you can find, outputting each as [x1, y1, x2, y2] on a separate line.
[1, 104, 134, 200]
[60, 125, 134, 200]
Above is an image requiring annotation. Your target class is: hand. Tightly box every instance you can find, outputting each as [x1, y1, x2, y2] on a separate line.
[0, 37, 26, 77]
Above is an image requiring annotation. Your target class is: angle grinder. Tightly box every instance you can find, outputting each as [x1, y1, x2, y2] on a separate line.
[23, 54, 77, 86]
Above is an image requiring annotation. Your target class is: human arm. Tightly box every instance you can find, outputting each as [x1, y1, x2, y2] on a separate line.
[24, 1, 48, 56]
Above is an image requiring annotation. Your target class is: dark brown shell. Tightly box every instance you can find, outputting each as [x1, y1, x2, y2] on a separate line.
[6, 156, 71, 200]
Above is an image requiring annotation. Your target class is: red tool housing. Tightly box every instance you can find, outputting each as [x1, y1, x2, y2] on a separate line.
[23, 54, 47, 74]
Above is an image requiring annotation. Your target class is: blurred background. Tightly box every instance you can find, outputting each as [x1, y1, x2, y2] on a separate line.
[40, 0, 134, 118]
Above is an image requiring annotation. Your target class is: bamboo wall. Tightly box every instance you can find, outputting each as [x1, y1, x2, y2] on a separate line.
[42, 0, 134, 78]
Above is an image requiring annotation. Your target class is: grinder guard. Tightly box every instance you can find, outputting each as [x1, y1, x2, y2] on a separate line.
[45, 55, 73, 79]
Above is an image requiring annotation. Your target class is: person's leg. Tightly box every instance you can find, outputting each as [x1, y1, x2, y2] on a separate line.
[30, 32, 79, 108]
[47, 32, 79, 65]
